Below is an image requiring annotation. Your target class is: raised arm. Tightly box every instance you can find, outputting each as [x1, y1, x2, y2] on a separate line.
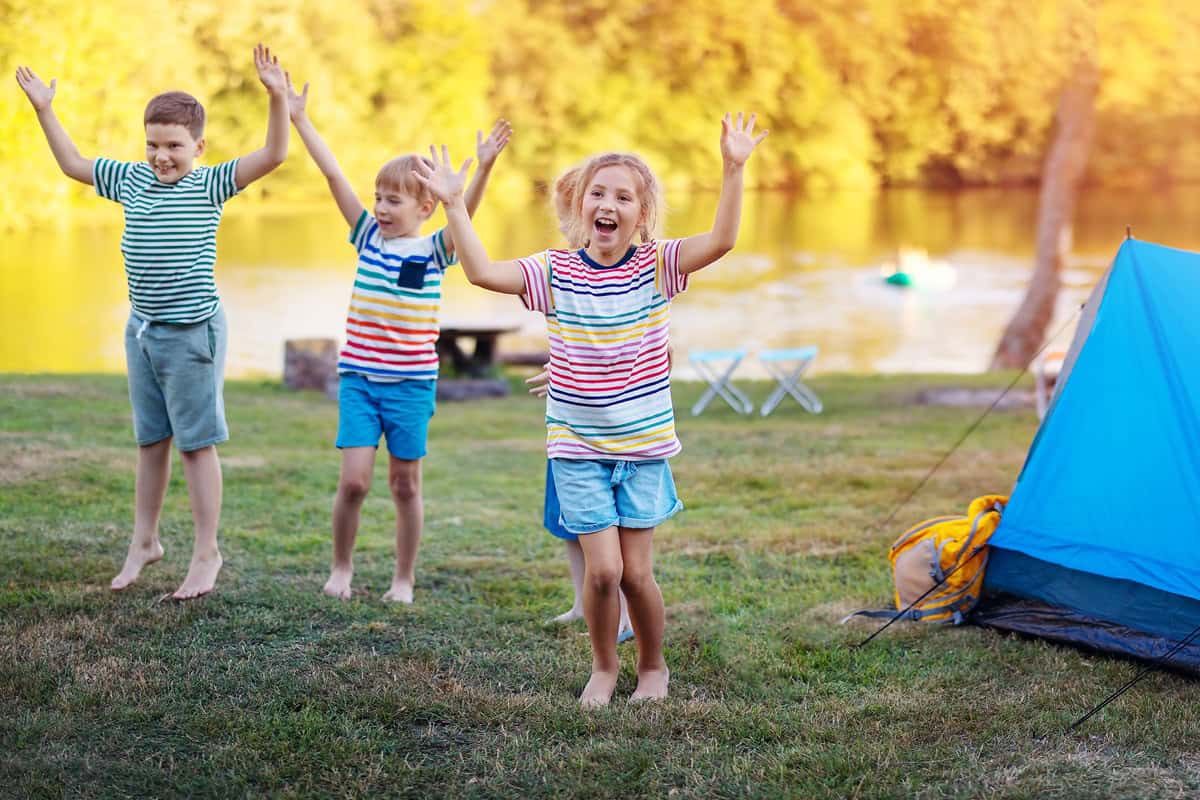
[441, 119, 512, 255]
[234, 44, 289, 190]
[414, 145, 525, 295]
[464, 119, 511, 216]
[284, 73, 364, 228]
[15, 67, 93, 185]
[676, 112, 768, 276]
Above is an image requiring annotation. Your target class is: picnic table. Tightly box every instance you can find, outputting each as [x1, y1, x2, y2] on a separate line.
[436, 322, 521, 377]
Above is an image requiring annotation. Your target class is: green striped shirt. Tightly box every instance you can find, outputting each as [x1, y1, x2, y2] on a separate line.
[94, 158, 241, 324]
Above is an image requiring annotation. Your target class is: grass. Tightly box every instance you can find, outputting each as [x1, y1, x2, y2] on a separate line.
[1, 372, 1197, 799]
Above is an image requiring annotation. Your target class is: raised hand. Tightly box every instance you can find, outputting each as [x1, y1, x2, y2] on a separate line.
[15, 66, 56, 111]
[412, 145, 472, 206]
[476, 119, 512, 169]
[254, 43, 287, 96]
[284, 71, 309, 123]
[720, 112, 768, 167]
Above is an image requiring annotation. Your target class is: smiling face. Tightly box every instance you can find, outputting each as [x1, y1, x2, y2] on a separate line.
[145, 123, 205, 184]
[581, 164, 645, 263]
[374, 182, 434, 239]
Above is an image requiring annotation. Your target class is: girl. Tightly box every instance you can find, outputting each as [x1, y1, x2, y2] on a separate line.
[529, 367, 633, 641]
[415, 113, 766, 707]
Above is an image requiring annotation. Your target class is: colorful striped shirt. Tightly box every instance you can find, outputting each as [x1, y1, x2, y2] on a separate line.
[519, 240, 688, 461]
[338, 210, 457, 381]
[93, 158, 240, 324]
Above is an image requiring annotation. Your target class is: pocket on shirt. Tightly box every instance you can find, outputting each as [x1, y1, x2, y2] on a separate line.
[396, 261, 427, 290]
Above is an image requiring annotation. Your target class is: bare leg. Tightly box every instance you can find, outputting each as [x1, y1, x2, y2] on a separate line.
[326, 447, 375, 599]
[619, 526, 669, 701]
[617, 589, 633, 641]
[111, 438, 172, 590]
[550, 539, 587, 623]
[551, 539, 633, 639]
[382, 456, 422, 603]
[576, 527, 623, 707]
[173, 445, 223, 600]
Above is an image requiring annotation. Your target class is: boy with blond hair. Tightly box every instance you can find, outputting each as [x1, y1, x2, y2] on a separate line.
[283, 73, 510, 602]
[15, 45, 291, 599]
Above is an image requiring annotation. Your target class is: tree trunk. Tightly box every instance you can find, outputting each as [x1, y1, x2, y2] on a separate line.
[990, 58, 1098, 370]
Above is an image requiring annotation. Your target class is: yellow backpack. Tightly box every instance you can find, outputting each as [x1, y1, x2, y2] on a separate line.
[848, 494, 1008, 626]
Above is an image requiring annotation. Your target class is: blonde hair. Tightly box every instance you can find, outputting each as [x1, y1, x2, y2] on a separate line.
[553, 152, 664, 249]
[375, 155, 435, 205]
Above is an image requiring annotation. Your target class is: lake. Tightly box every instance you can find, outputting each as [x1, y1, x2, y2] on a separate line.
[4, 186, 1200, 379]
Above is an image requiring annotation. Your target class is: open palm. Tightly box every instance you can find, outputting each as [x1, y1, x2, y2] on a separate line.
[284, 72, 309, 122]
[413, 145, 472, 205]
[15, 66, 56, 111]
[720, 112, 768, 166]
[476, 119, 512, 168]
[254, 43, 286, 95]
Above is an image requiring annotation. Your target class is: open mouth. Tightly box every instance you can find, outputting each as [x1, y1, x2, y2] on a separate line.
[594, 219, 618, 235]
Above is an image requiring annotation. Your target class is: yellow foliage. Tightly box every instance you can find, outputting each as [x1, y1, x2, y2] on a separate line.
[3, 0, 1199, 229]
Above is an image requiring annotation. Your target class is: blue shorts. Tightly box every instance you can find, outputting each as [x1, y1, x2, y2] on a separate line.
[124, 307, 228, 452]
[336, 373, 436, 459]
[543, 461, 575, 541]
[549, 458, 683, 535]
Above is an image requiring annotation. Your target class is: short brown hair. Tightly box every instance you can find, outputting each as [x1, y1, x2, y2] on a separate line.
[375, 155, 435, 205]
[144, 91, 205, 140]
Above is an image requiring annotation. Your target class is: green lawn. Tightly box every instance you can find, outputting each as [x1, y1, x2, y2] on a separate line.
[2, 373, 1196, 799]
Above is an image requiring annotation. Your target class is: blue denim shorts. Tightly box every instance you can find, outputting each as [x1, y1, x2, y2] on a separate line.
[543, 461, 575, 541]
[124, 307, 228, 452]
[336, 373, 436, 459]
[549, 458, 683, 535]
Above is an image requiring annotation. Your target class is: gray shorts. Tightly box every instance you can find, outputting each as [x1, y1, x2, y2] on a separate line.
[124, 307, 228, 452]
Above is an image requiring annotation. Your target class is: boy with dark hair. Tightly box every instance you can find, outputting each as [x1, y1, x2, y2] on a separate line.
[15, 44, 291, 599]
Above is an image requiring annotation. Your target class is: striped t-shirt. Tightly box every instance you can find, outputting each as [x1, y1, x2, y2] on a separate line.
[337, 210, 457, 381]
[94, 158, 240, 324]
[519, 240, 688, 461]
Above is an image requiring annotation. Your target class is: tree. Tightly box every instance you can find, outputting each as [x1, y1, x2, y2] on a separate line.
[991, 5, 1098, 370]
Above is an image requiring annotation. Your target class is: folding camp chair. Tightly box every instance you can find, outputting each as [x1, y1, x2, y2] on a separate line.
[758, 346, 822, 416]
[689, 349, 753, 416]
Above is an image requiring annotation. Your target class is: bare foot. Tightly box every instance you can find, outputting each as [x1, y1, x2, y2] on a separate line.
[381, 579, 413, 604]
[111, 539, 165, 590]
[172, 549, 223, 600]
[630, 668, 669, 702]
[579, 670, 619, 709]
[548, 606, 584, 624]
[323, 566, 354, 600]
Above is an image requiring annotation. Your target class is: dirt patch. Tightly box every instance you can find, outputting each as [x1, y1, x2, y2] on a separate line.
[222, 455, 268, 469]
[0, 440, 130, 485]
[913, 387, 1034, 409]
[3, 381, 106, 400]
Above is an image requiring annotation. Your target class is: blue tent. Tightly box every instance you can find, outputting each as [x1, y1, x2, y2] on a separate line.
[975, 239, 1200, 672]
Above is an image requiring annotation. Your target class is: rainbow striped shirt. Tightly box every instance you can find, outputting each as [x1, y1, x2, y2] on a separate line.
[337, 211, 456, 381]
[519, 240, 688, 461]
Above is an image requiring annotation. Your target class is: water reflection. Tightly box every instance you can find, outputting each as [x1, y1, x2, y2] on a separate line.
[3, 187, 1198, 378]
